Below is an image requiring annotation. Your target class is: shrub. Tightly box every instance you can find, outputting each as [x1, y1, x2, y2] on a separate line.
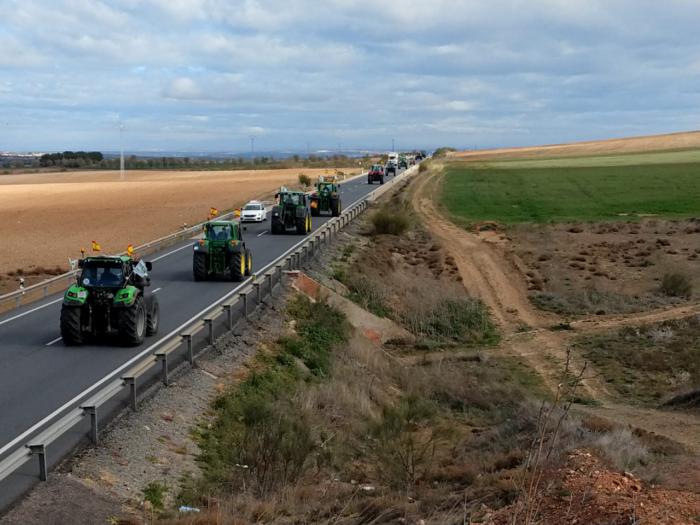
[298, 173, 311, 188]
[660, 272, 692, 299]
[371, 208, 410, 236]
[142, 481, 168, 510]
[418, 162, 429, 173]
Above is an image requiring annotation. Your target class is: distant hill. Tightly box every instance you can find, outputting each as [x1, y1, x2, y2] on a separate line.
[451, 130, 700, 160]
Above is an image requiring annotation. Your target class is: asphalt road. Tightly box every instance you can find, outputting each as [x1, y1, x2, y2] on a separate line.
[0, 171, 401, 456]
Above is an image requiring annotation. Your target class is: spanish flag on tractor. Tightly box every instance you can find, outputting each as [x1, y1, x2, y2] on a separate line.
[127, 244, 134, 257]
[91, 240, 101, 252]
[210, 207, 219, 218]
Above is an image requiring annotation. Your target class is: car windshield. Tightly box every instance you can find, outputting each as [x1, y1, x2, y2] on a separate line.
[81, 261, 124, 288]
[244, 204, 261, 210]
[207, 224, 231, 241]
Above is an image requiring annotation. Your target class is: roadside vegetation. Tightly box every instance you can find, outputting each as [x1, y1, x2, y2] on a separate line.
[574, 316, 700, 406]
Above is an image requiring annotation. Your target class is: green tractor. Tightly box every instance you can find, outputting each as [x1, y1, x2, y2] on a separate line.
[60, 256, 159, 346]
[309, 176, 341, 217]
[193, 220, 252, 281]
[271, 188, 312, 235]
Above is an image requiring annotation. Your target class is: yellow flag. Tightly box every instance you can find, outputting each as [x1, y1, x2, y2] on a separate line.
[91, 240, 101, 252]
[210, 207, 219, 218]
[127, 244, 134, 257]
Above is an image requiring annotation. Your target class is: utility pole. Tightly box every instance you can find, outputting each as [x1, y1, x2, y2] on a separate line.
[250, 135, 255, 166]
[119, 122, 125, 181]
[391, 137, 395, 152]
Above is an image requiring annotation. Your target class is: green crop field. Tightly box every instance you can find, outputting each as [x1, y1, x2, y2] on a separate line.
[441, 156, 700, 224]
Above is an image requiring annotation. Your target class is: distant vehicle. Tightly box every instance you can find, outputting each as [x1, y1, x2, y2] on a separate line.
[241, 201, 267, 222]
[387, 152, 399, 165]
[398, 155, 408, 169]
[368, 164, 385, 185]
[385, 163, 397, 176]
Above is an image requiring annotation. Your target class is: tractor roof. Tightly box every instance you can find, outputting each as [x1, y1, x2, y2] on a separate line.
[207, 220, 238, 227]
[83, 255, 131, 262]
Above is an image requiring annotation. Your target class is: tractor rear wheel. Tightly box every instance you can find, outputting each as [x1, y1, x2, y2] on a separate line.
[311, 204, 320, 217]
[271, 220, 282, 234]
[193, 253, 207, 281]
[146, 296, 159, 336]
[230, 251, 245, 281]
[296, 217, 306, 235]
[380, 175, 385, 184]
[367, 176, 372, 184]
[331, 198, 341, 217]
[245, 249, 253, 276]
[119, 296, 146, 346]
[60, 305, 83, 346]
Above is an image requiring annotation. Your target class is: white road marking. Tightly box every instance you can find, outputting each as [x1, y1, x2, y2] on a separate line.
[152, 287, 162, 294]
[0, 298, 63, 327]
[45, 336, 62, 346]
[257, 231, 268, 237]
[151, 243, 192, 262]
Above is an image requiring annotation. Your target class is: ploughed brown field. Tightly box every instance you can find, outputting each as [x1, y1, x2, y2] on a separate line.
[0, 168, 358, 294]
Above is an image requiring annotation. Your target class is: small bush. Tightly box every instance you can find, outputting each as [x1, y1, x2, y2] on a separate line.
[346, 274, 390, 317]
[142, 481, 167, 510]
[371, 208, 410, 236]
[659, 272, 692, 299]
[418, 162, 429, 173]
[298, 173, 311, 188]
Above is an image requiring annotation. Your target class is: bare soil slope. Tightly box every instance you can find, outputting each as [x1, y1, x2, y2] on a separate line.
[0, 168, 356, 293]
[451, 129, 700, 160]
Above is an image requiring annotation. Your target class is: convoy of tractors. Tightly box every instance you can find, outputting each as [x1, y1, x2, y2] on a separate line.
[59, 153, 424, 346]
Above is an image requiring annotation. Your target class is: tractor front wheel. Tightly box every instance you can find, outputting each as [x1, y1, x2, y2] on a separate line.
[193, 253, 207, 281]
[146, 296, 159, 336]
[60, 305, 83, 346]
[119, 296, 147, 346]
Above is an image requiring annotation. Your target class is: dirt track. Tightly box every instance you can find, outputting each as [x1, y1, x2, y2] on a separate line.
[410, 167, 700, 454]
[451, 129, 700, 160]
[0, 167, 357, 293]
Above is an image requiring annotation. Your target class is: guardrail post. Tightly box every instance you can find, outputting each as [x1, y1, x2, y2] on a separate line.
[84, 407, 98, 444]
[28, 445, 48, 481]
[223, 304, 233, 330]
[204, 318, 213, 345]
[156, 354, 169, 385]
[125, 377, 137, 410]
[267, 273, 273, 297]
[240, 292, 248, 320]
[43, 285, 48, 298]
[253, 282, 261, 304]
[276, 265, 282, 287]
[309, 239, 315, 255]
[286, 256, 292, 271]
[182, 334, 194, 364]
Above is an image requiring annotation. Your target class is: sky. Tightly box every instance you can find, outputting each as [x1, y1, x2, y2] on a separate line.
[1, 0, 699, 153]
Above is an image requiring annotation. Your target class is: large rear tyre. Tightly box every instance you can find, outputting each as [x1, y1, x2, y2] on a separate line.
[331, 198, 341, 217]
[380, 176, 385, 185]
[296, 217, 306, 235]
[60, 305, 83, 346]
[230, 251, 245, 281]
[311, 204, 320, 217]
[367, 176, 372, 185]
[245, 249, 253, 276]
[271, 221, 282, 234]
[193, 253, 207, 281]
[146, 296, 159, 336]
[119, 296, 146, 346]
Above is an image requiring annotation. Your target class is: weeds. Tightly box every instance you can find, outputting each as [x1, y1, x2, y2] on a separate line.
[371, 208, 410, 235]
[660, 272, 692, 299]
[297, 173, 311, 188]
[142, 481, 168, 510]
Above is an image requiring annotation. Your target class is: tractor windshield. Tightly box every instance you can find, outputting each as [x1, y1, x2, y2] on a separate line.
[81, 261, 124, 288]
[207, 224, 231, 241]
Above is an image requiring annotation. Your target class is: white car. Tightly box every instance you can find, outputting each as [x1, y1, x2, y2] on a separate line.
[241, 201, 267, 222]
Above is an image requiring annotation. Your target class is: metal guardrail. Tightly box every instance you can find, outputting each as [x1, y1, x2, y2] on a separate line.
[0, 164, 417, 489]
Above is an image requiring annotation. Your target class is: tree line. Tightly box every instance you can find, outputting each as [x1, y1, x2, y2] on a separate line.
[39, 151, 104, 168]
